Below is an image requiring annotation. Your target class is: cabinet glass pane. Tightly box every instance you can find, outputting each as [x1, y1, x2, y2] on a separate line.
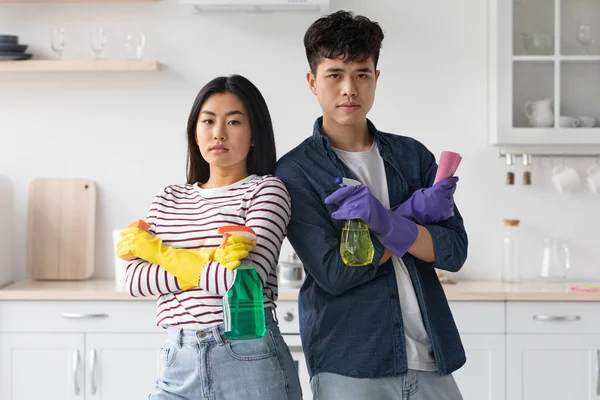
[560, 61, 600, 127]
[561, 0, 600, 55]
[513, 62, 555, 127]
[513, 0, 555, 55]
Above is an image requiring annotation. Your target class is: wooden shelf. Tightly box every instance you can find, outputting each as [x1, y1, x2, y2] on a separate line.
[0, 59, 160, 72]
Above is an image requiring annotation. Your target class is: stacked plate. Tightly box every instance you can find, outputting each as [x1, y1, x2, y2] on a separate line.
[0, 35, 32, 60]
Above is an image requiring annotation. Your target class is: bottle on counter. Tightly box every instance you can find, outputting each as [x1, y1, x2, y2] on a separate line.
[502, 219, 522, 283]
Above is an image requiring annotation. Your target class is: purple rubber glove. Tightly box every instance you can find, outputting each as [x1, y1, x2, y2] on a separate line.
[325, 186, 418, 257]
[393, 177, 459, 225]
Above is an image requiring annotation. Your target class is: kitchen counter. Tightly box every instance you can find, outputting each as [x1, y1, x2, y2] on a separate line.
[1, 279, 600, 301]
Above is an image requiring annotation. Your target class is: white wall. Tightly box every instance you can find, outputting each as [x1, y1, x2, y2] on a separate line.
[1, 0, 599, 285]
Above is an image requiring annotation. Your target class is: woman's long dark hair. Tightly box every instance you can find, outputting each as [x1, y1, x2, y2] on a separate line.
[186, 74, 276, 185]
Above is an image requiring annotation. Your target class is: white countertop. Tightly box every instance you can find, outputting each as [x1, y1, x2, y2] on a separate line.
[1, 279, 600, 301]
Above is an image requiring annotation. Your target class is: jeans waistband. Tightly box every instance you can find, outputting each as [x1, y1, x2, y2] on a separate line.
[165, 307, 276, 346]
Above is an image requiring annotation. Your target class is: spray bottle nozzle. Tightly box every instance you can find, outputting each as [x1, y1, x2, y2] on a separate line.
[217, 226, 257, 247]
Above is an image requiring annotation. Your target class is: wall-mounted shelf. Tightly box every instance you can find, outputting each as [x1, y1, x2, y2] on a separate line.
[0, 60, 160, 72]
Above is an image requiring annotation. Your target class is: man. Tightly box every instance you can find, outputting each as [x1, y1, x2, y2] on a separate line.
[275, 10, 467, 400]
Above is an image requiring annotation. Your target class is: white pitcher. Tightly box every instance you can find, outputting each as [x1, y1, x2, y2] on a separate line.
[524, 98, 554, 127]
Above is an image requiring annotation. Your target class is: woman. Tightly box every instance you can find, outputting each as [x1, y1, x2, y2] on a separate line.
[116, 74, 302, 400]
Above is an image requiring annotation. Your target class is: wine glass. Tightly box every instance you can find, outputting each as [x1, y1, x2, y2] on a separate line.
[50, 28, 66, 60]
[90, 28, 108, 60]
[124, 31, 145, 60]
[576, 24, 595, 55]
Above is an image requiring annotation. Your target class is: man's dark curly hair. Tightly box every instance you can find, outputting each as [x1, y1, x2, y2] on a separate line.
[304, 10, 384, 75]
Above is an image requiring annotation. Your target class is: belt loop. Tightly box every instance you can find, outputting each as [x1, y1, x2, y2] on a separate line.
[177, 328, 183, 349]
[213, 326, 226, 346]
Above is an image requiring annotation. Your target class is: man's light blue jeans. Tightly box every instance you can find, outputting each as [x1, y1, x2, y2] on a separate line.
[148, 308, 302, 400]
[310, 370, 463, 400]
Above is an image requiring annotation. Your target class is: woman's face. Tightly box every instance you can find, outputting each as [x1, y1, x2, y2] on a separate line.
[196, 92, 253, 175]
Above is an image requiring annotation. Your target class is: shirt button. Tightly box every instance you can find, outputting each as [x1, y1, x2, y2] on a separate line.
[395, 323, 401, 329]
[391, 294, 397, 300]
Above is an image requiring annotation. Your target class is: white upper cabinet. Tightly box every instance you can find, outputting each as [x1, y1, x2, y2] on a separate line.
[489, 0, 600, 145]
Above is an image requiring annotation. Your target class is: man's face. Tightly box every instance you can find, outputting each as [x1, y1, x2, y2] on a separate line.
[307, 56, 380, 128]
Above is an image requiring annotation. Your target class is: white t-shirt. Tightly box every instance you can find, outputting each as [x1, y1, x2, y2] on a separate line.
[333, 142, 437, 371]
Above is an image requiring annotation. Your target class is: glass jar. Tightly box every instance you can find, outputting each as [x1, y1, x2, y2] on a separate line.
[502, 219, 521, 283]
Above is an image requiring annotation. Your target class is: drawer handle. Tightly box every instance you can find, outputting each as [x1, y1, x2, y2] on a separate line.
[533, 314, 581, 322]
[62, 313, 109, 319]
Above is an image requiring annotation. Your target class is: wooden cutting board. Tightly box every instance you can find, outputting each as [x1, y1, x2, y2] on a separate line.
[27, 178, 96, 280]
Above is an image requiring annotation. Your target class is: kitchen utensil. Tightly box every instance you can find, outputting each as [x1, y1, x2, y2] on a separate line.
[124, 31, 145, 60]
[576, 24, 594, 55]
[502, 219, 522, 283]
[0, 44, 27, 52]
[577, 116, 596, 128]
[113, 229, 128, 291]
[559, 116, 580, 128]
[522, 153, 532, 185]
[524, 98, 554, 127]
[505, 153, 515, 185]
[51, 28, 66, 59]
[90, 28, 107, 60]
[587, 159, 600, 194]
[0, 35, 18, 44]
[27, 178, 96, 280]
[552, 162, 580, 193]
[278, 252, 304, 288]
[0, 53, 32, 61]
[521, 33, 553, 55]
[540, 237, 570, 281]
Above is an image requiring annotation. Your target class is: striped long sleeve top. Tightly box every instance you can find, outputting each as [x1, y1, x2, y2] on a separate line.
[125, 174, 291, 330]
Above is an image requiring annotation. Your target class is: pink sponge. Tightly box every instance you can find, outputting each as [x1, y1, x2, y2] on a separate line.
[434, 151, 463, 185]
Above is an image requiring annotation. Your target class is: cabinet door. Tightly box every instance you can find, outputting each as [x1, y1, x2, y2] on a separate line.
[453, 334, 506, 400]
[507, 334, 600, 400]
[85, 333, 165, 400]
[0, 333, 84, 400]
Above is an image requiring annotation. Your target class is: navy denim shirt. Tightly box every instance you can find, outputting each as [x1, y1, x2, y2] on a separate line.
[274, 118, 468, 379]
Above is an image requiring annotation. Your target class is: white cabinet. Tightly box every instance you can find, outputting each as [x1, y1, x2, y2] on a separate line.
[0, 332, 164, 400]
[506, 302, 600, 399]
[489, 0, 600, 145]
[450, 302, 506, 400]
[0, 301, 164, 400]
[0, 333, 84, 400]
[84, 334, 165, 400]
[454, 334, 506, 400]
[507, 334, 600, 400]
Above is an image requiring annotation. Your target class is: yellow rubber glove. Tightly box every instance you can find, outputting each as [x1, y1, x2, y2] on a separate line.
[213, 234, 257, 270]
[116, 228, 256, 289]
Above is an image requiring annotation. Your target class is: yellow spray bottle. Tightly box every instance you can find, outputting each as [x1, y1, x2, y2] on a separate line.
[335, 177, 375, 267]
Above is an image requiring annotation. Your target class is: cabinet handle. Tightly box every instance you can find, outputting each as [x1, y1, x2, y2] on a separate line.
[72, 350, 81, 396]
[62, 313, 109, 319]
[596, 350, 600, 396]
[532, 314, 581, 322]
[90, 348, 98, 396]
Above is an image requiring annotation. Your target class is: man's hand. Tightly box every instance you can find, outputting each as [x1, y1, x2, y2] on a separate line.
[325, 185, 418, 257]
[394, 177, 458, 225]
